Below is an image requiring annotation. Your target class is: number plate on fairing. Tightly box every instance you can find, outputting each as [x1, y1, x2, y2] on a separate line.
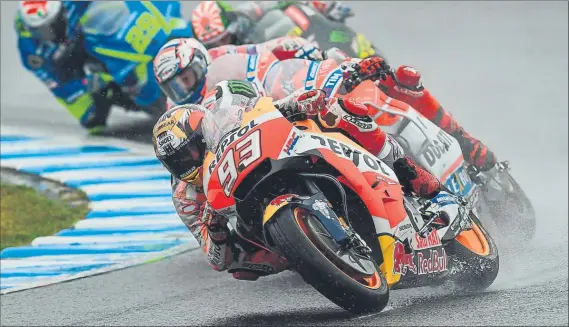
[444, 165, 475, 198]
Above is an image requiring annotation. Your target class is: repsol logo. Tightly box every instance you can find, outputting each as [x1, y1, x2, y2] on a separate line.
[422, 131, 455, 167]
[310, 135, 390, 175]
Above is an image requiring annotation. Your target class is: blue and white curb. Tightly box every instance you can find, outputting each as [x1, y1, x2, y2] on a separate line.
[0, 127, 199, 294]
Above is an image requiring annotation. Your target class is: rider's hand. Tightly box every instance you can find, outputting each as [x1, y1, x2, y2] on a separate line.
[199, 202, 229, 244]
[294, 42, 324, 61]
[295, 89, 327, 116]
[341, 56, 391, 91]
[274, 89, 327, 118]
[271, 37, 323, 61]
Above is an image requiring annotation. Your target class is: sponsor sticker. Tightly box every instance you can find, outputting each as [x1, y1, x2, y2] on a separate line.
[282, 131, 299, 155]
[413, 228, 442, 250]
[393, 240, 448, 276]
[393, 241, 417, 275]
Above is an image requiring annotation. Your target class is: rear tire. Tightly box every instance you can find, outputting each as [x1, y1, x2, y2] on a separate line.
[490, 174, 536, 240]
[267, 206, 389, 314]
[446, 215, 499, 292]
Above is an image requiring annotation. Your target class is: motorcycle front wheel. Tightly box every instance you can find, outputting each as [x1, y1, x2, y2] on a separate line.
[446, 212, 499, 292]
[266, 205, 389, 314]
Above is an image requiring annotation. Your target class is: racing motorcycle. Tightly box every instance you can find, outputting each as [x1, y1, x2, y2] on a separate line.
[200, 93, 499, 314]
[78, 1, 193, 117]
[347, 81, 537, 240]
[261, 58, 536, 240]
[240, 2, 385, 60]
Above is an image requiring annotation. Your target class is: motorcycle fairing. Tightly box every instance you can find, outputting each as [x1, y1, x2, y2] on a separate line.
[203, 97, 413, 281]
[81, 1, 192, 106]
[347, 81, 477, 199]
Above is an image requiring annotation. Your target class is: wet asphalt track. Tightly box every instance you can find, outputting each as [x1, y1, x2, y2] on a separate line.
[1, 1, 568, 326]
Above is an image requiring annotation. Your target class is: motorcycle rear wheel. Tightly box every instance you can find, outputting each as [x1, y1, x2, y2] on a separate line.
[267, 206, 389, 314]
[487, 172, 536, 240]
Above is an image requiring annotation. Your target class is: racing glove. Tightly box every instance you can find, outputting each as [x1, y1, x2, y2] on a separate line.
[273, 89, 327, 120]
[341, 56, 392, 92]
[198, 202, 230, 244]
[270, 37, 324, 61]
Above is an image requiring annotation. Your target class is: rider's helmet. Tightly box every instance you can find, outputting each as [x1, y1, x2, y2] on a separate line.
[18, 1, 69, 43]
[190, 1, 239, 48]
[153, 38, 212, 106]
[152, 105, 207, 184]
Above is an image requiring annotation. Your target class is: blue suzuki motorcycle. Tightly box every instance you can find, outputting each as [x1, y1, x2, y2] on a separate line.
[80, 1, 192, 116]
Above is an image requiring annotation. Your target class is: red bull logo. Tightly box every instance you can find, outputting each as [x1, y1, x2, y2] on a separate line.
[393, 241, 417, 275]
[417, 248, 447, 275]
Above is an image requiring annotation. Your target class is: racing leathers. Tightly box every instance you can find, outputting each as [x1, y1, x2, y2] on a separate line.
[164, 35, 324, 109]
[341, 56, 498, 172]
[170, 81, 442, 282]
[15, 1, 111, 134]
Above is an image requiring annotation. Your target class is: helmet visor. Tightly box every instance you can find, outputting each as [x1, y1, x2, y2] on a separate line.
[30, 11, 67, 42]
[159, 63, 205, 104]
[158, 133, 206, 181]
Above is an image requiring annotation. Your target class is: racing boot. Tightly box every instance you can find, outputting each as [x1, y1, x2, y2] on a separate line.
[381, 65, 497, 172]
[393, 155, 450, 228]
[393, 155, 442, 199]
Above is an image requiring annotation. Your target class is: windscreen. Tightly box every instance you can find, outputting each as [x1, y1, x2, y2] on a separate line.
[82, 2, 130, 36]
[200, 104, 245, 153]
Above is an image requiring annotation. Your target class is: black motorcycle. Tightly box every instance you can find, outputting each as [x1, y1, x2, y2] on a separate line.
[241, 3, 387, 61]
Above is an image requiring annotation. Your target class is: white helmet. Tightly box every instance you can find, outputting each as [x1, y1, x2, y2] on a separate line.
[18, 1, 66, 41]
[153, 38, 212, 105]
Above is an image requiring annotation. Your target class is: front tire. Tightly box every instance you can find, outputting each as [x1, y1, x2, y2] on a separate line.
[266, 206, 390, 314]
[446, 214, 499, 292]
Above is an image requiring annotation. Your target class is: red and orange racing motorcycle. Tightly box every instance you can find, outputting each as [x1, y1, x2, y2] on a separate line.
[262, 58, 536, 240]
[200, 96, 499, 314]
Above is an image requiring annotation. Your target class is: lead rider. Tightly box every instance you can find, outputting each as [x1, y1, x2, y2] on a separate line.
[152, 80, 443, 281]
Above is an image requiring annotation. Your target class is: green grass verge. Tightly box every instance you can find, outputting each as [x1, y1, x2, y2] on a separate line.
[0, 184, 89, 251]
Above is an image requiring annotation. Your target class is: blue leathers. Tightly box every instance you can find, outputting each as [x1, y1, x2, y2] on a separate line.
[15, 1, 193, 133]
[15, 1, 100, 131]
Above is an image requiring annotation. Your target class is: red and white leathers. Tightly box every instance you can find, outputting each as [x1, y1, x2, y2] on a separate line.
[341, 56, 498, 172]
[165, 36, 323, 110]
